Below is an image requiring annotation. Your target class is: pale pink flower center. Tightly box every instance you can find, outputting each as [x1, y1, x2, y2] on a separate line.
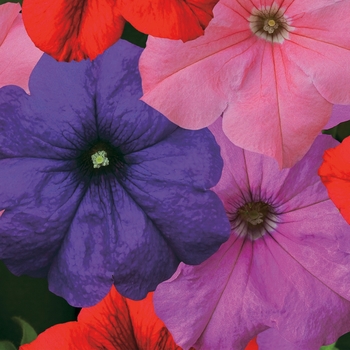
[229, 201, 277, 240]
[249, 4, 293, 43]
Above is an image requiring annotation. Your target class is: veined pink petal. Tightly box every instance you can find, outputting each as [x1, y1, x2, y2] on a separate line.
[287, 0, 344, 17]
[140, 0, 252, 129]
[0, 5, 43, 94]
[287, 2, 350, 104]
[221, 40, 332, 167]
[0, 2, 20, 45]
[140, 0, 350, 168]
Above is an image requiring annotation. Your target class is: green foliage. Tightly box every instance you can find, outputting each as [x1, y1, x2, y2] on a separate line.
[320, 342, 339, 350]
[323, 121, 350, 143]
[0, 1, 22, 5]
[0, 341, 17, 350]
[12, 317, 37, 345]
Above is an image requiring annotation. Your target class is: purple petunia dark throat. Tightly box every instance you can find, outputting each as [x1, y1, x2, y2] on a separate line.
[0, 40, 230, 307]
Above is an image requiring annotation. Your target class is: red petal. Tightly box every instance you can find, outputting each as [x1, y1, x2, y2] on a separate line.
[22, 0, 125, 61]
[80, 287, 181, 348]
[21, 287, 184, 349]
[127, 293, 182, 349]
[19, 322, 93, 350]
[78, 287, 139, 349]
[244, 337, 259, 350]
[119, 0, 219, 41]
[319, 136, 350, 224]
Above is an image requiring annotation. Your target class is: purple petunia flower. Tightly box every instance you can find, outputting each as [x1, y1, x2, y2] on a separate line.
[154, 118, 350, 350]
[0, 39, 230, 307]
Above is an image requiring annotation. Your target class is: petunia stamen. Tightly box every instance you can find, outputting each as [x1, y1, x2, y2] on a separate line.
[249, 5, 292, 43]
[230, 201, 277, 240]
[91, 150, 109, 169]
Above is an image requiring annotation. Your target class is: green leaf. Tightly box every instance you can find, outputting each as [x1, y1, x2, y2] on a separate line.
[0, 341, 17, 350]
[12, 317, 37, 345]
[322, 121, 350, 142]
[320, 342, 339, 350]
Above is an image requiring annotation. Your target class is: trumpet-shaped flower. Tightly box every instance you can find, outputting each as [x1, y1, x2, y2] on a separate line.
[153, 118, 350, 349]
[140, 0, 350, 168]
[0, 39, 229, 307]
[0, 2, 42, 93]
[22, 0, 219, 61]
[20, 286, 258, 350]
[20, 287, 184, 350]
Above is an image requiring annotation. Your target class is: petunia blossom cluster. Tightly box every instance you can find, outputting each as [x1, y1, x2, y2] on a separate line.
[2, 0, 350, 349]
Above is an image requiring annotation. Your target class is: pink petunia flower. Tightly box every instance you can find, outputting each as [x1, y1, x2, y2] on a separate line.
[0, 2, 42, 94]
[153, 118, 350, 350]
[140, 0, 350, 168]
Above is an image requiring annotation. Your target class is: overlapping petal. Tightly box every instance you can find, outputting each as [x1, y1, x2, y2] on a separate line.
[153, 119, 350, 349]
[0, 2, 42, 93]
[0, 39, 229, 306]
[140, 0, 350, 168]
[118, 0, 218, 41]
[22, 0, 218, 61]
[22, 0, 125, 62]
[48, 178, 178, 305]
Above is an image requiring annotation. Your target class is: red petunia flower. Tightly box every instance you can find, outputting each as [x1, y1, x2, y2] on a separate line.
[21, 0, 219, 62]
[20, 285, 258, 349]
[319, 136, 350, 225]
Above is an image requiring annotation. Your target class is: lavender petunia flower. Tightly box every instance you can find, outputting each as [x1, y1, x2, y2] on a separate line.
[0, 39, 230, 307]
[154, 118, 350, 350]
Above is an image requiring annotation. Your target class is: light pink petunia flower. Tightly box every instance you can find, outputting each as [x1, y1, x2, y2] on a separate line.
[0, 2, 43, 94]
[140, 0, 350, 168]
[153, 118, 350, 350]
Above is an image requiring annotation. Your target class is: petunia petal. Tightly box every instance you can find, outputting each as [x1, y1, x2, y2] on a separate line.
[140, 1, 249, 130]
[48, 177, 179, 306]
[122, 128, 230, 265]
[0, 3, 43, 93]
[20, 323, 93, 350]
[287, 2, 350, 104]
[0, 158, 86, 278]
[319, 136, 350, 225]
[94, 39, 178, 154]
[0, 2, 20, 45]
[22, 0, 125, 62]
[221, 41, 332, 168]
[119, 0, 218, 42]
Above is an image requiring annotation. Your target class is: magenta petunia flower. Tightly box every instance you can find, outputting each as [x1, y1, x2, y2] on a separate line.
[140, 0, 350, 168]
[0, 2, 42, 93]
[153, 118, 350, 350]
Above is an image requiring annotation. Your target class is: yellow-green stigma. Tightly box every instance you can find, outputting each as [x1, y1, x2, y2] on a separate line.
[91, 150, 109, 169]
[238, 202, 268, 226]
[264, 19, 278, 34]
